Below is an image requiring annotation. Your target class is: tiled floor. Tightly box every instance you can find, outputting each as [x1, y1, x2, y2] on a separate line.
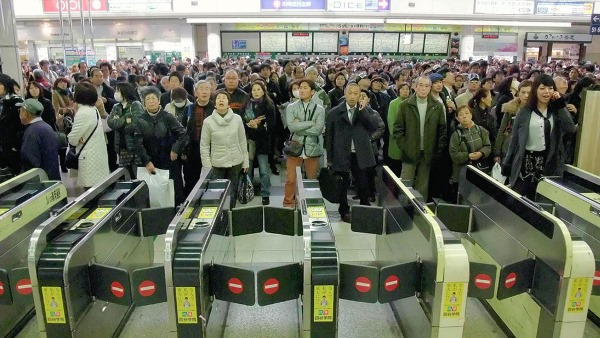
[13, 166, 600, 338]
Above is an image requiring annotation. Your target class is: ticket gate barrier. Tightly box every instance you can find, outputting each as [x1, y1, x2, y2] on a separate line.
[333, 166, 470, 338]
[536, 165, 600, 324]
[435, 165, 595, 338]
[0, 169, 67, 338]
[28, 168, 175, 338]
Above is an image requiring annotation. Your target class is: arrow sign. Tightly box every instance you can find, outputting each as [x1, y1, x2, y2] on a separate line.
[379, 0, 389, 9]
[594, 15, 600, 23]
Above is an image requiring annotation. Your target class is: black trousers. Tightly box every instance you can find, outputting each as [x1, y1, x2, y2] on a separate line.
[106, 131, 119, 172]
[212, 164, 242, 209]
[183, 142, 202, 196]
[336, 153, 370, 216]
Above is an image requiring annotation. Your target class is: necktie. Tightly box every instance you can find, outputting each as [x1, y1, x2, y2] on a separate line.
[533, 108, 551, 150]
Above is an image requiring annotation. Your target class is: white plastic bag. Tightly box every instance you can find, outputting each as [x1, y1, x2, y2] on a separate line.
[137, 167, 175, 207]
[491, 162, 507, 184]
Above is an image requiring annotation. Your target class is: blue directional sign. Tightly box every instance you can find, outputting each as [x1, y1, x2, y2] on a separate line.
[591, 14, 600, 35]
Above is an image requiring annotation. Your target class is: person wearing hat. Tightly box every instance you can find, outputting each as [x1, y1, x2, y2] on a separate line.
[18, 98, 60, 180]
[455, 73, 480, 107]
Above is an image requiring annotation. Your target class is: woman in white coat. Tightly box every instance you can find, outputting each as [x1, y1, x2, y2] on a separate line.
[200, 91, 249, 208]
[68, 82, 109, 188]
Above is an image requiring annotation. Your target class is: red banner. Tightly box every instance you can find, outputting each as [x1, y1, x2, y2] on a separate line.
[43, 0, 108, 13]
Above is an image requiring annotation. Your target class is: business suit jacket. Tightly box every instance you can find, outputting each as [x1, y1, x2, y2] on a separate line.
[326, 102, 380, 172]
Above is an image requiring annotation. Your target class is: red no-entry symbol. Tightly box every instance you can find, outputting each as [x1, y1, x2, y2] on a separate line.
[384, 275, 399, 292]
[505, 273, 517, 289]
[16, 279, 32, 295]
[594, 271, 600, 287]
[138, 280, 156, 297]
[474, 274, 493, 290]
[263, 278, 279, 295]
[111, 281, 125, 298]
[228, 278, 243, 294]
[355, 277, 372, 293]
[0, 281, 4, 296]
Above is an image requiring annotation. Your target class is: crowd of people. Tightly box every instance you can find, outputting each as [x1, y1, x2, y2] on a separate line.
[0, 54, 593, 220]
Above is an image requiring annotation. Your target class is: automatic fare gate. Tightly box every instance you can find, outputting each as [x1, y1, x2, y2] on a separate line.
[27, 168, 175, 338]
[0, 169, 67, 337]
[334, 166, 470, 338]
[435, 165, 595, 338]
[536, 165, 600, 324]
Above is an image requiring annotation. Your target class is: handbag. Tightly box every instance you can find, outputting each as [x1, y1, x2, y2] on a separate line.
[237, 174, 255, 204]
[65, 110, 99, 170]
[318, 167, 343, 203]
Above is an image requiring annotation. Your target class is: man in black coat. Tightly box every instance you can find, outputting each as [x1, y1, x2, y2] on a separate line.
[326, 82, 380, 223]
[90, 68, 118, 171]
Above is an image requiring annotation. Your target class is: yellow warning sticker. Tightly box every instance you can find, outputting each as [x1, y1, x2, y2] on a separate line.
[0, 208, 9, 217]
[42, 287, 66, 324]
[307, 206, 326, 219]
[198, 207, 217, 219]
[86, 208, 112, 220]
[567, 277, 591, 313]
[176, 287, 198, 324]
[67, 207, 89, 220]
[442, 282, 464, 318]
[582, 193, 600, 204]
[313, 285, 334, 322]
[182, 207, 194, 219]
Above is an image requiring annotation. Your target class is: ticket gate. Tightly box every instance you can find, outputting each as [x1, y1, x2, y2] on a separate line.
[536, 165, 600, 324]
[163, 167, 339, 337]
[333, 166, 469, 338]
[28, 168, 175, 338]
[0, 169, 67, 338]
[435, 165, 595, 338]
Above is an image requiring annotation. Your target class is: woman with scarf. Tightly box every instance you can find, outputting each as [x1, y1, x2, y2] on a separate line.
[134, 87, 188, 205]
[240, 80, 276, 205]
[107, 82, 144, 178]
[200, 91, 249, 209]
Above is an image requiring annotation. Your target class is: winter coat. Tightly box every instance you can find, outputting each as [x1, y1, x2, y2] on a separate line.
[470, 104, 497, 143]
[107, 101, 145, 165]
[240, 98, 277, 156]
[328, 87, 345, 108]
[494, 97, 521, 159]
[200, 108, 249, 169]
[312, 86, 331, 113]
[326, 102, 380, 172]
[0, 94, 25, 154]
[285, 100, 326, 158]
[185, 101, 214, 151]
[393, 94, 447, 165]
[502, 98, 577, 187]
[21, 119, 60, 180]
[134, 108, 188, 170]
[449, 123, 491, 181]
[164, 99, 193, 126]
[68, 105, 109, 187]
[387, 96, 407, 160]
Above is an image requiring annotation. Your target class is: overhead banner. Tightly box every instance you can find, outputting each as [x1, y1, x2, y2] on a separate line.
[261, 0, 327, 10]
[474, 0, 535, 14]
[43, 0, 108, 13]
[526, 32, 592, 42]
[535, 0, 593, 15]
[327, 0, 390, 11]
[228, 23, 460, 32]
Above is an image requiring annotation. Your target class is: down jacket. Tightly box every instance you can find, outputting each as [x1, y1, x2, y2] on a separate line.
[200, 108, 249, 169]
[285, 100, 325, 158]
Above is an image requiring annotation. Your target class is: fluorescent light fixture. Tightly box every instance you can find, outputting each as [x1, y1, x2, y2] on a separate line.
[386, 18, 571, 27]
[187, 17, 385, 24]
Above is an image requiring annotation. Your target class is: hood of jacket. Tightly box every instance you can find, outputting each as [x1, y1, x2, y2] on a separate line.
[211, 108, 235, 126]
[501, 97, 522, 115]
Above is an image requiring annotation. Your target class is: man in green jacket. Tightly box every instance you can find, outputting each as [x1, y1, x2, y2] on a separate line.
[393, 76, 447, 201]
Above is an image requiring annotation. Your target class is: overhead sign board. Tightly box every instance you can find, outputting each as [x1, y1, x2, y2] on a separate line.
[108, 0, 172, 12]
[526, 32, 593, 42]
[474, 0, 534, 14]
[327, 0, 390, 11]
[261, 0, 327, 10]
[590, 2, 600, 35]
[43, 0, 108, 13]
[535, 0, 594, 15]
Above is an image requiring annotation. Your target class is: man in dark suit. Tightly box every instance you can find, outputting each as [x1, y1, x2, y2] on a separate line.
[90, 68, 118, 171]
[278, 60, 294, 103]
[326, 82, 380, 223]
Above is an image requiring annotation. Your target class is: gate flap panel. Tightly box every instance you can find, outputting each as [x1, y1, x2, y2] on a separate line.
[467, 262, 497, 299]
[0, 268, 13, 305]
[264, 206, 296, 236]
[89, 264, 132, 306]
[9, 267, 32, 300]
[351, 205, 384, 235]
[436, 203, 471, 233]
[379, 262, 419, 303]
[497, 258, 535, 300]
[339, 263, 379, 303]
[257, 264, 302, 306]
[231, 206, 263, 236]
[132, 265, 167, 306]
[138, 207, 176, 237]
[211, 264, 255, 305]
